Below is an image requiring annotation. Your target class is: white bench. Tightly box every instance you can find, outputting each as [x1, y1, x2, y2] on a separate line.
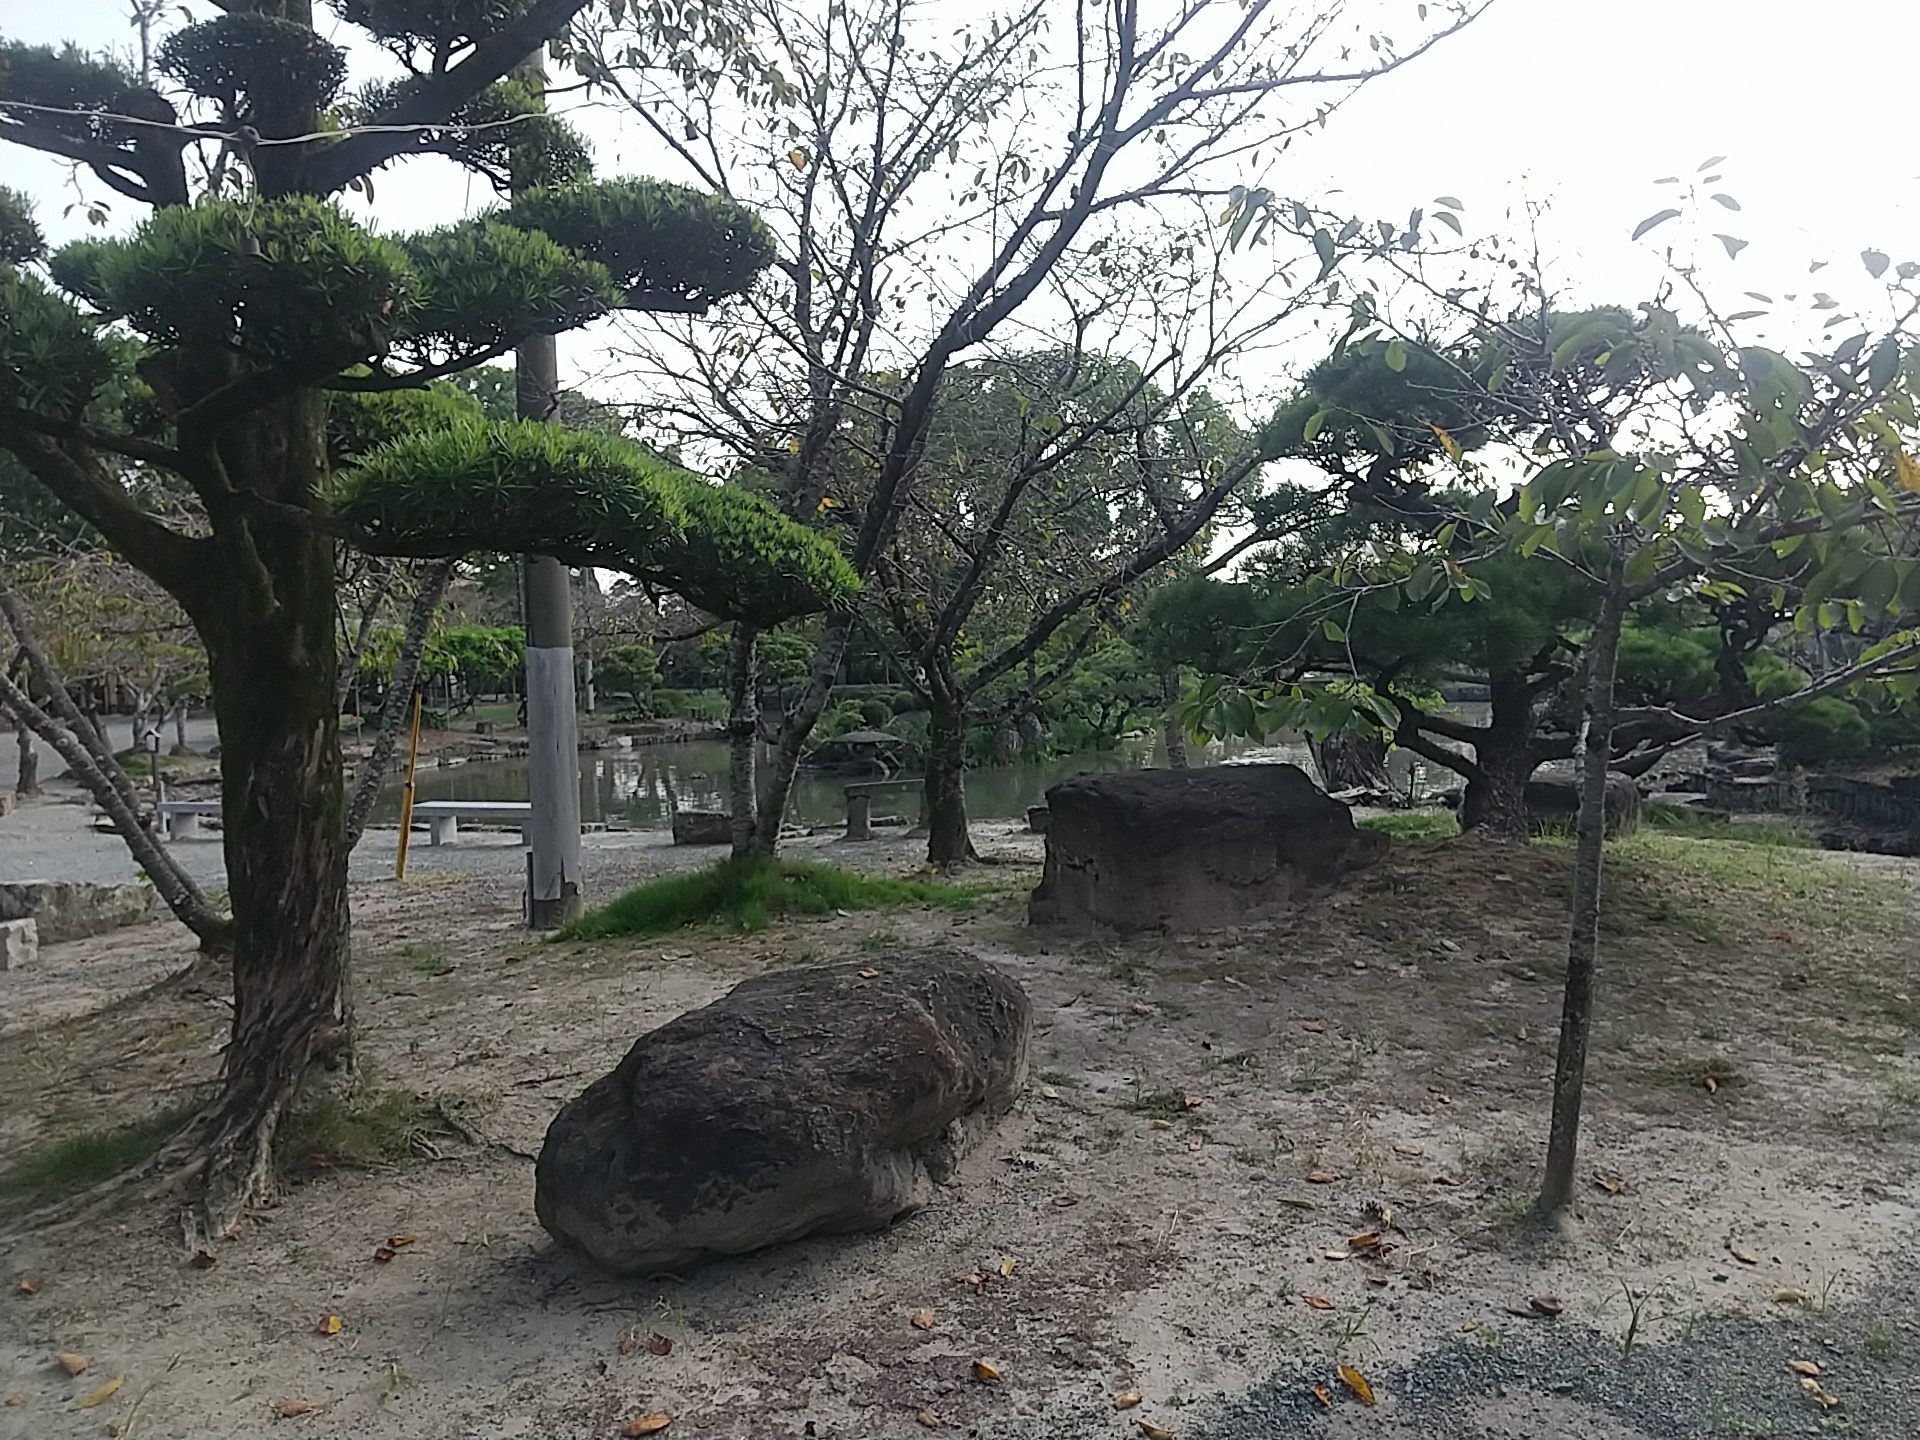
[409, 800, 532, 845]
[158, 799, 222, 840]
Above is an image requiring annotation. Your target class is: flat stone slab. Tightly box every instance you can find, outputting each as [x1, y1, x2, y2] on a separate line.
[0, 917, 36, 971]
[535, 948, 1031, 1274]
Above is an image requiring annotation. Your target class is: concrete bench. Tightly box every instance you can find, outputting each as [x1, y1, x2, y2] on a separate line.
[158, 799, 222, 840]
[843, 778, 920, 841]
[410, 800, 532, 846]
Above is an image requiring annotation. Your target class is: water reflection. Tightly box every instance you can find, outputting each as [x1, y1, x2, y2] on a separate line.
[377, 734, 1320, 829]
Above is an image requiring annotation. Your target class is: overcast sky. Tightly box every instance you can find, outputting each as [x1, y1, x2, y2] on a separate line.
[7, 0, 1917, 393]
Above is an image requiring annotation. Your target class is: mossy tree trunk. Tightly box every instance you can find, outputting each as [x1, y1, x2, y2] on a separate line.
[922, 664, 976, 868]
[13, 722, 35, 796]
[178, 392, 353, 1234]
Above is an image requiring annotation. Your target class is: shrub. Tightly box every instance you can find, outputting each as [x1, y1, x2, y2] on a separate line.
[1769, 697, 1870, 767]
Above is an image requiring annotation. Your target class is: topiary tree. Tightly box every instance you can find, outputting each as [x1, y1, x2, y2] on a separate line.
[0, 7, 855, 1236]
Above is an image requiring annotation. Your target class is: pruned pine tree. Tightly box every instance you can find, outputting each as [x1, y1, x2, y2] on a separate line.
[0, 5, 855, 1237]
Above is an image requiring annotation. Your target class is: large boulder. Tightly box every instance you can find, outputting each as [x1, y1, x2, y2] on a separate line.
[535, 948, 1031, 1274]
[670, 809, 731, 845]
[0, 880, 155, 944]
[1028, 763, 1386, 933]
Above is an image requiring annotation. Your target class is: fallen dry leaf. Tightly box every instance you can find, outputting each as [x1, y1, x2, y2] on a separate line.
[1311, 1385, 1332, 1407]
[1138, 1421, 1177, 1440]
[1392, 1144, 1424, 1157]
[1130, 1002, 1153, 1016]
[619, 1332, 632, 1355]
[1365, 1273, 1389, 1287]
[1301, 1021, 1327, 1033]
[1113, 1390, 1143, 1410]
[1528, 1295, 1564, 1317]
[386, 1235, 419, 1249]
[915, 1409, 942, 1429]
[1306, 1171, 1339, 1184]
[1787, 1359, 1821, 1377]
[1181, 1096, 1204, 1109]
[1730, 1247, 1759, 1266]
[1592, 1173, 1624, 1195]
[191, 1251, 218, 1270]
[55, 1353, 87, 1376]
[73, 1376, 124, 1410]
[316, 1315, 342, 1336]
[17, 1279, 42, 1295]
[1704, 1076, 1718, 1096]
[1347, 1232, 1382, 1249]
[372, 1246, 398, 1263]
[1428, 1088, 1453, 1105]
[1431, 1174, 1463, 1187]
[647, 1331, 672, 1356]
[618, 1414, 673, 1436]
[1186, 1138, 1203, 1152]
[272, 1399, 314, 1418]
[1323, 1250, 1350, 1261]
[1050, 1194, 1078, 1209]
[998, 1257, 1017, 1277]
[1337, 1363, 1376, 1406]
[911, 1309, 935, 1331]
[857, 969, 880, 979]
[1303, 1294, 1335, 1311]
[1773, 1289, 1812, 1306]
[1151, 1119, 1174, 1131]
[1460, 1321, 1479, 1332]
[972, 1359, 1001, 1383]
[1276, 1197, 1317, 1211]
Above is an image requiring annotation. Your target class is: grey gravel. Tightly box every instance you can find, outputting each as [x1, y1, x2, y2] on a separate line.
[1179, 1252, 1919, 1440]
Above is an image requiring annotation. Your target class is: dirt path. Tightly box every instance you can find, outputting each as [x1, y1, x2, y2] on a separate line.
[2, 829, 1915, 1439]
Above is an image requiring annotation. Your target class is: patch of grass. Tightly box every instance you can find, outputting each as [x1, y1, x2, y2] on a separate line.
[558, 857, 994, 940]
[1642, 808, 1818, 847]
[1124, 1084, 1189, 1118]
[396, 942, 453, 976]
[1, 1097, 203, 1211]
[1359, 810, 1459, 841]
[276, 1088, 443, 1175]
[1862, 1318, 1902, 1361]
[1650, 1056, 1747, 1091]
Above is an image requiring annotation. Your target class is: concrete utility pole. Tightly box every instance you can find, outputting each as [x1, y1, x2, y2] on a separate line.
[515, 61, 583, 929]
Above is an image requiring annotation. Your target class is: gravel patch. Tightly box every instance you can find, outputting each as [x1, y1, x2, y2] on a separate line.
[1177, 1251, 1919, 1440]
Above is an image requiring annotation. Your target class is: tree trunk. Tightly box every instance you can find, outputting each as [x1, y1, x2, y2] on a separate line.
[753, 611, 854, 855]
[1160, 666, 1187, 769]
[1311, 730, 1393, 794]
[1538, 550, 1627, 1221]
[180, 390, 352, 1237]
[170, 697, 190, 755]
[1459, 671, 1537, 843]
[13, 721, 36, 796]
[923, 680, 976, 867]
[725, 624, 760, 859]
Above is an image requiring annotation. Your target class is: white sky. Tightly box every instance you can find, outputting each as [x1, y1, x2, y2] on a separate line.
[5, 0, 1917, 394]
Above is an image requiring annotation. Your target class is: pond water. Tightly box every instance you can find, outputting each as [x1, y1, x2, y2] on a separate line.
[374, 727, 1458, 830]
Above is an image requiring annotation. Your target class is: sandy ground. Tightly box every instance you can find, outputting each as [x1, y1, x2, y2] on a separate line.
[1, 795, 1916, 1439]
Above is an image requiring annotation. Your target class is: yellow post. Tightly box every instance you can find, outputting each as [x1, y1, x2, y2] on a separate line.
[395, 688, 424, 880]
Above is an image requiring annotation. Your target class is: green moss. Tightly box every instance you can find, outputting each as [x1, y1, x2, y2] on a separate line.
[557, 857, 994, 940]
[0, 1097, 202, 1211]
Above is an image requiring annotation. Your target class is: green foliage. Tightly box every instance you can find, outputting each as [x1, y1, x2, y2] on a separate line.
[1615, 621, 1717, 706]
[0, 1097, 201, 1211]
[596, 642, 660, 697]
[332, 420, 859, 625]
[157, 14, 349, 120]
[1768, 696, 1872, 767]
[326, 382, 485, 464]
[1359, 810, 1460, 840]
[1259, 335, 1489, 467]
[396, 219, 620, 360]
[56, 196, 413, 375]
[349, 77, 592, 190]
[0, 266, 115, 418]
[336, 0, 534, 60]
[557, 857, 991, 939]
[0, 186, 45, 264]
[757, 629, 818, 686]
[0, 42, 137, 140]
[504, 179, 776, 310]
